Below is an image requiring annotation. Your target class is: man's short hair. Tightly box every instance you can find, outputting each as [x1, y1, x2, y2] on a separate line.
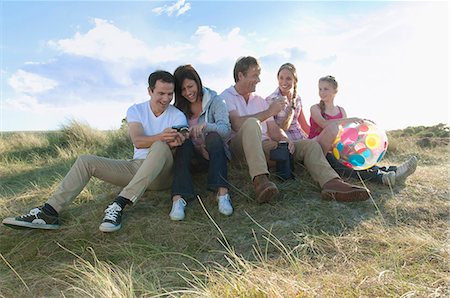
[148, 70, 175, 90]
[233, 56, 260, 83]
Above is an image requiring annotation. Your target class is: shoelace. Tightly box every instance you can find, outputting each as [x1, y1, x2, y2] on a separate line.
[174, 198, 187, 207]
[19, 208, 41, 219]
[103, 204, 122, 221]
[218, 195, 231, 203]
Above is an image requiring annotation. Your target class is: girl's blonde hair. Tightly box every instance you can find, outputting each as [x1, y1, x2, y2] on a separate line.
[278, 63, 298, 99]
[318, 75, 338, 114]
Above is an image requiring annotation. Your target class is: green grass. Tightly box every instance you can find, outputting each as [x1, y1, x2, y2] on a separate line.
[0, 122, 448, 297]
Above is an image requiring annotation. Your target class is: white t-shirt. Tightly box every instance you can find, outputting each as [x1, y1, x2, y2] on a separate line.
[127, 101, 187, 159]
[220, 86, 272, 141]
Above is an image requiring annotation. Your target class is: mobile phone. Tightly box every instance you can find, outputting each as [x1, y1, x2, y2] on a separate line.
[172, 125, 189, 133]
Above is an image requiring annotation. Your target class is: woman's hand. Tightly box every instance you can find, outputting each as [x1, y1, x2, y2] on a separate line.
[189, 123, 206, 139]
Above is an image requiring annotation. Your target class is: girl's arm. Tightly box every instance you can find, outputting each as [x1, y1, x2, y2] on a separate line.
[310, 105, 360, 129]
[298, 108, 310, 135]
[279, 106, 295, 131]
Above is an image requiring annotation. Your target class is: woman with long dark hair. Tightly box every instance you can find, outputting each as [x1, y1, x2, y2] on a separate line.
[169, 64, 233, 220]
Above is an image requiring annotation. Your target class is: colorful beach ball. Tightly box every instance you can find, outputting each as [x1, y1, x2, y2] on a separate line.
[332, 120, 388, 170]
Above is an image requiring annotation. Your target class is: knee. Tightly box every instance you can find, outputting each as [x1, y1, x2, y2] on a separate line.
[305, 139, 323, 154]
[76, 154, 95, 166]
[323, 123, 339, 138]
[241, 117, 260, 131]
[205, 132, 223, 150]
[149, 141, 172, 156]
[179, 139, 194, 152]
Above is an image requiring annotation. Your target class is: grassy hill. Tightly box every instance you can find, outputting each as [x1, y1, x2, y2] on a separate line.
[0, 122, 448, 297]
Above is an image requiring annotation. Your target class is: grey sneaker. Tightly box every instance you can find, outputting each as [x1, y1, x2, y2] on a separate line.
[99, 202, 123, 233]
[395, 156, 418, 181]
[382, 171, 396, 186]
[2, 207, 60, 230]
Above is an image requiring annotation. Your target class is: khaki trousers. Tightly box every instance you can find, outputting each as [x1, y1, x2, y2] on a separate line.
[229, 118, 269, 179]
[47, 141, 174, 213]
[292, 139, 340, 187]
[262, 138, 340, 188]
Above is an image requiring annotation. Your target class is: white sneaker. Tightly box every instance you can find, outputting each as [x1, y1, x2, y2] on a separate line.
[382, 171, 396, 186]
[169, 198, 187, 221]
[217, 194, 233, 216]
[396, 156, 418, 181]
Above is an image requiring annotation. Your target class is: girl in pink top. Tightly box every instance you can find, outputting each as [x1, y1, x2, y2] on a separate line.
[309, 75, 417, 186]
[308, 75, 360, 154]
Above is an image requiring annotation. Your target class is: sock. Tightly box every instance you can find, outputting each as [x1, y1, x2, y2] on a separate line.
[42, 203, 59, 217]
[114, 196, 132, 209]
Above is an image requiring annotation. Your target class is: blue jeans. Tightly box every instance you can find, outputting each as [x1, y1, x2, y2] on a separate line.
[171, 132, 228, 199]
[326, 153, 397, 183]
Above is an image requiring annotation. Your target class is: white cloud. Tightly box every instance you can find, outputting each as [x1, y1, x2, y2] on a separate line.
[8, 70, 58, 94]
[193, 26, 249, 64]
[152, 0, 191, 16]
[48, 18, 152, 64]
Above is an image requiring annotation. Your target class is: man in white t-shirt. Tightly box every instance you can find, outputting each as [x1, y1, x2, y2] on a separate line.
[3, 71, 188, 233]
[221, 56, 370, 203]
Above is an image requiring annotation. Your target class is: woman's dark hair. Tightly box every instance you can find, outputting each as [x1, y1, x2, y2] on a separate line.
[173, 65, 204, 118]
[148, 70, 175, 91]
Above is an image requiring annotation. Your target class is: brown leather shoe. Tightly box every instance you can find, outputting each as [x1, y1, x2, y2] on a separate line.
[253, 174, 279, 203]
[321, 178, 370, 202]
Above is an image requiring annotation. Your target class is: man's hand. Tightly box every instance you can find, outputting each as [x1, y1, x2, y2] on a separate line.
[167, 130, 187, 148]
[160, 127, 179, 143]
[268, 98, 286, 116]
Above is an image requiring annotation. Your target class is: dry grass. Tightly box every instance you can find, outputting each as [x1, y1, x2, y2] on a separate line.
[0, 122, 448, 297]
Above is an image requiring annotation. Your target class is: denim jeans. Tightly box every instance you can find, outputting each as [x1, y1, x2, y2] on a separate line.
[171, 132, 228, 199]
[326, 153, 397, 183]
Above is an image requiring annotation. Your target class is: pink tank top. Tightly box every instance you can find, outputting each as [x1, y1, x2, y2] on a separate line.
[308, 106, 343, 139]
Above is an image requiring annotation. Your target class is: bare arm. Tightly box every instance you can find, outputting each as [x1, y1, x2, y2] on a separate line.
[280, 107, 295, 131]
[267, 120, 295, 153]
[128, 122, 185, 149]
[310, 105, 360, 129]
[229, 100, 286, 132]
[298, 109, 310, 135]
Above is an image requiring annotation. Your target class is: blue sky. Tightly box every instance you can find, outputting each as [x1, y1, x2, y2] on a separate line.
[1, 0, 448, 132]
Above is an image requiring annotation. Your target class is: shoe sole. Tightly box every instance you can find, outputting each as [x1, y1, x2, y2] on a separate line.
[396, 165, 417, 181]
[170, 215, 185, 221]
[256, 186, 279, 204]
[2, 218, 60, 230]
[321, 188, 370, 202]
[219, 208, 233, 216]
[99, 223, 122, 233]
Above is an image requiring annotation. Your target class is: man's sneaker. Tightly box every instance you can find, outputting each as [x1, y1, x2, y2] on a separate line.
[2, 207, 60, 230]
[217, 194, 233, 216]
[169, 198, 187, 221]
[321, 178, 370, 202]
[396, 156, 418, 181]
[99, 202, 123, 233]
[382, 171, 396, 187]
